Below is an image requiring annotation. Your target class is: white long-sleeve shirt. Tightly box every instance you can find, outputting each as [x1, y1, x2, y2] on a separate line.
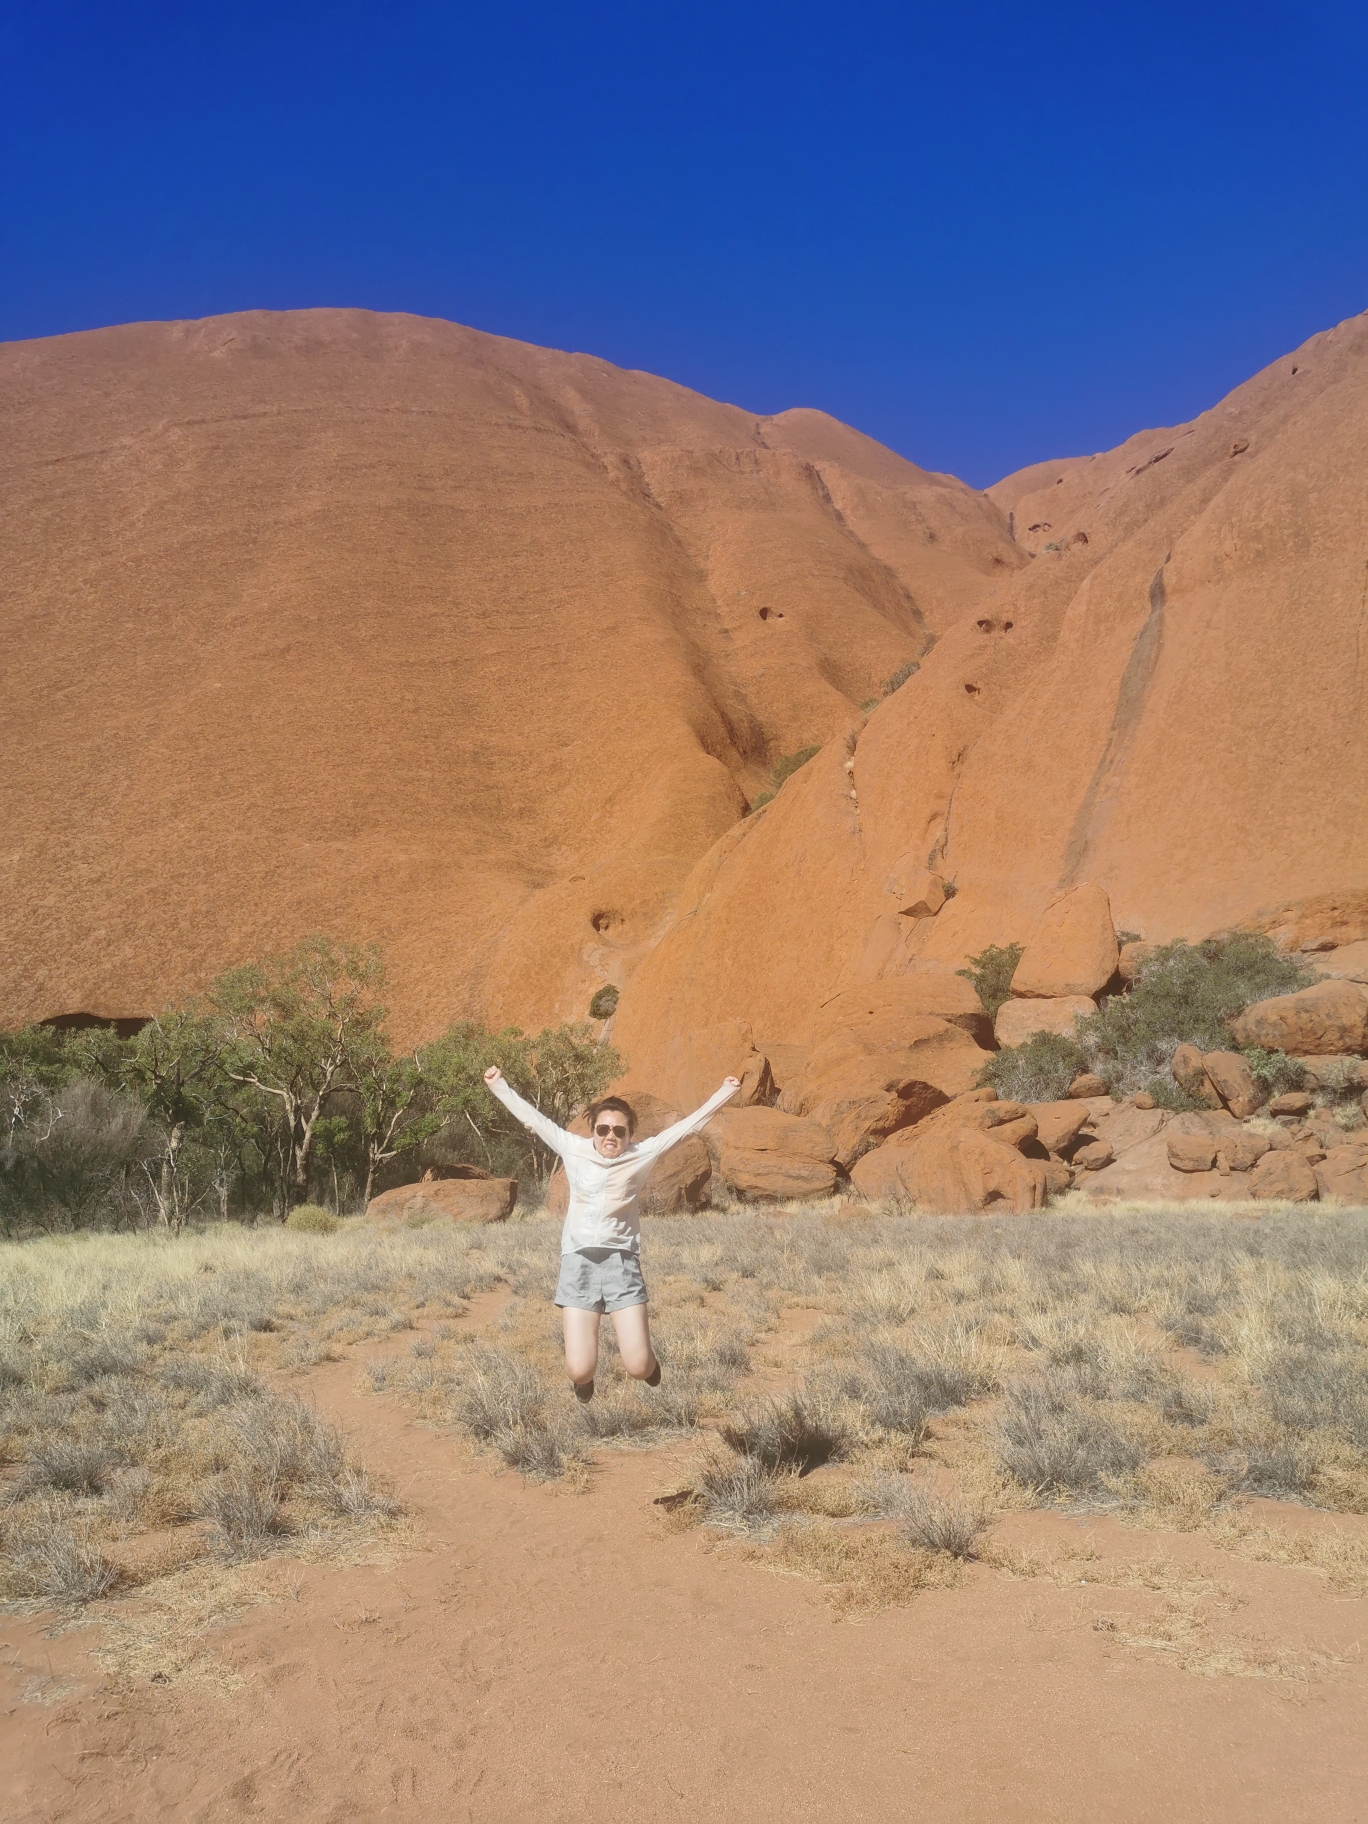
[486, 1076, 738, 1254]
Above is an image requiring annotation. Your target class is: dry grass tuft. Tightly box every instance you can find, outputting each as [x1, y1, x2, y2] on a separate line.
[756, 1518, 964, 1615]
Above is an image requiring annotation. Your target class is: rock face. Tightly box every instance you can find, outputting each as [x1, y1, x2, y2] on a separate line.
[367, 1175, 517, 1224]
[1232, 981, 1368, 1057]
[1201, 1051, 1264, 1119]
[1316, 1143, 1368, 1204]
[1010, 884, 1119, 999]
[613, 315, 1368, 1092]
[1247, 1151, 1319, 1202]
[1029, 1101, 1093, 1156]
[1, 309, 1021, 1040]
[852, 1122, 1047, 1214]
[994, 996, 1095, 1048]
[778, 996, 990, 1167]
[708, 1107, 838, 1201]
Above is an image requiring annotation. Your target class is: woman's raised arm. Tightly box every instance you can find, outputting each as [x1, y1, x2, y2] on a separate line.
[636, 1076, 741, 1157]
[482, 1066, 574, 1156]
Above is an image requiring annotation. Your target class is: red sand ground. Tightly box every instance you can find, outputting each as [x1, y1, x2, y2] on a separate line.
[4, 1318, 1366, 1823]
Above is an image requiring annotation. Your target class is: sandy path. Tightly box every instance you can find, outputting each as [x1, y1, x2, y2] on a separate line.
[4, 1340, 1367, 1823]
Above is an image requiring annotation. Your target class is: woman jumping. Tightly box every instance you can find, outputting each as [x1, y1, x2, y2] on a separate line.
[482, 1066, 740, 1400]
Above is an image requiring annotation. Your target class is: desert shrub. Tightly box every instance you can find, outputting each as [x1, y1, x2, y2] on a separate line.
[977, 1032, 1086, 1102]
[957, 943, 1025, 1022]
[994, 1378, 1145, 1494]
[286, 1203, 340, 1234]
[1258, 1347, 1368, 1452]
[860, 1330, 999, 1437]
[448, 1344, 547, 1441]
[771, 745, 821, 790]
[0, 1078, 154, 1234]
[858, 696, 880, 712]
[0, 1502, 120, 1603]
[721, 1389, 847, 1473]
[1074, 935, 1313, 1098]
[200, 1472, 289, 1553]
[15, 1437, 128, 1498]
[884, 659, 920, 694]
[588, 984, 620, 1020]
[869, 1476, 988, 1558]
[1241, 1049, 1308, 1097]
[693, 1448, 785, 1529]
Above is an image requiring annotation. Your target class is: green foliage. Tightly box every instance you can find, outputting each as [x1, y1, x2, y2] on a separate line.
[0, 937, 622, 1231]
[984, 934, 1318, 1105]
[1074, 935, 1314, 1098]
[977, 1033, 1086, 1104]
[285, 1204, 340, 1234]
[588, 984, 620, 1020]
[771, 745, 820, 789]
[746, 792, 773, 815]
[1241, 1049, 1308, 1097]
[858, 697, 880, 713]
[884, 659, 919, 694]
[1116, 930, 1143, 946]
[956, 943, 1025, 1021]
[419, 1021, 622, 1183]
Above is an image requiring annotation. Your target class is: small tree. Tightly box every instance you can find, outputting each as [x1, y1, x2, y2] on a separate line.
[352, 1044, 442, 1207]
[210, 937, 388, 1212]
[120, 1008, 231, 1229]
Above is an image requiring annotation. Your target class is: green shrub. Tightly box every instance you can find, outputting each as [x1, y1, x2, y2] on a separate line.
[884, 660, 919, 694]
[285, 1204, 340, 1234]
[977, 1032, 1085, 1103]
[957, 943, 1024, 1021]
[588, 985, 619, 1020]
[771, 745, 820, 789]
[1241, 1049, 1307, 1097]
[1074, 935, 1313, 1098]
[858, 697, 880, 713]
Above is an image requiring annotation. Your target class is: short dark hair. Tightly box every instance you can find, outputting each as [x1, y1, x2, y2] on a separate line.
[587, 1095, 637, 1135]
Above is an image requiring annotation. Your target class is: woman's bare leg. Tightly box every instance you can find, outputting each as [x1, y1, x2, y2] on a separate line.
[611, 1304, 658, 1380]
[562, 1307, 601, 1386]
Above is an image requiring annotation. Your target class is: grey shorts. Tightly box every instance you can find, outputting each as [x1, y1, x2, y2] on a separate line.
[555, 1247, 647, 1313]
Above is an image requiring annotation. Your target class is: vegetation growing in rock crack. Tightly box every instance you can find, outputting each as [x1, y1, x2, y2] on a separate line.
[980, 934, 1316, 1104]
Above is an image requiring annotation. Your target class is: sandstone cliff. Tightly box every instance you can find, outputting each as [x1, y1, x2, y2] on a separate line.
[0, 309, 1019, 1038]
[614, 312, 1368, 1097]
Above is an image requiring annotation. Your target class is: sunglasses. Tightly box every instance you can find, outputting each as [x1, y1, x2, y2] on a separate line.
[594, 1123, 629, 1138]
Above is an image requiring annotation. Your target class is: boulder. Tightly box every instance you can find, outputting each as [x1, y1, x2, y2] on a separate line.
[754, 1040, 810, 1097]
[779, 1008, 991, 1167]
[1232, 980, 1368, 1057]
[885, 858, 948, 919]
[851, 1125, 1047, 1214]
[1117, 942, 1158, 984]
[1074, 1140, 1114, 1171]
[1028, 1100, 1093, 1157]
[1091, 1103, 1169, 1155]
[1069, 1072, 1110, 1099]
[1168, 1133, 1218, 1173]
[1010, 883, 1120, 998]
[367, 1175, 517, 1224]
[994, 994, 1095, 1048]
[1268, 1090, 1312, 1116]
[1212, 1131, 1270, 1173]
[1201, 1050, 1264, 1119]
[1043, 1161, 1075, 1197]
[883, 1089, 1036, 1148]
[1308, 940, 1368, 985]
[1170, 1043, 1220, 1107]
[1315, 1143, 1368, 1204]
[1246, 1151, 1319, 1202]
[1295, 1056, 1368, 1091]
[1078, 1132, 1226, 1203]
[710, 1106, 838, 1201]
[546, 1090, 713, 1216]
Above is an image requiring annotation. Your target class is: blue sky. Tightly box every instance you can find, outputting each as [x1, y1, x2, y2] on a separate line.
[4, 1, 1365, 485]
